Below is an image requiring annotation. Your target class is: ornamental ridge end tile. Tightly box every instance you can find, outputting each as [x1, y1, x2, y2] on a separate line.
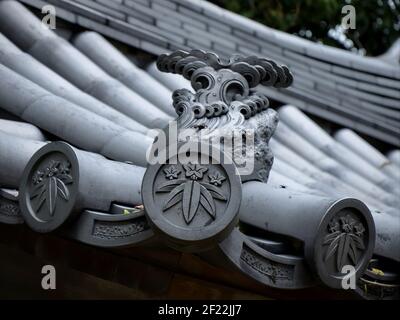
[140, 49, 294, 251]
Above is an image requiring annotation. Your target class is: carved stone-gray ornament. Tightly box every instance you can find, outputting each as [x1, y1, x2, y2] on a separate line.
[205, 228, 315, 289]
[156, 49, 292, 182]
[19, 142, 146, 233]
[142, 49, 292, 251]
[19, 143, 79, 232]
[239, 181, 375, 289]
[142, 144, 242, 252]
[0, 188, 24, 225]
[65, 206, 154, 248]
[313, 201, 374, 288]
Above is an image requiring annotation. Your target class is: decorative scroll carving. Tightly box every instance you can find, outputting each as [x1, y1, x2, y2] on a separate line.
[142, 49, 293, 250]
[0, 197, 23, 224]
[63, 207, 154, 248]
[157, 49, 293, 88]
[0, 189, 24, 224]
[92, 218, 149, 240]
[0, 200, 20, 217]
[156, 49, 293, 182]
[240, 243, 295, 283]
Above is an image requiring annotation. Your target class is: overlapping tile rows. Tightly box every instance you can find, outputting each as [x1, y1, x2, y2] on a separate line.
[16, 0, 400, 146]
[0, 0, 399, 299]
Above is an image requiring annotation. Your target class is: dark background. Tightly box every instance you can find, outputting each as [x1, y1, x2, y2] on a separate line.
[211, 0, 400, 56]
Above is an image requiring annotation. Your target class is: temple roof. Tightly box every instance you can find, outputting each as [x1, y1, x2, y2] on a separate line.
[0, 0, 399, 299]
[14, 0, 400, 146]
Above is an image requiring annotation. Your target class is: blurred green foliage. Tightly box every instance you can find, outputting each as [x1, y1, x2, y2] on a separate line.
[210, 0, 400, 56]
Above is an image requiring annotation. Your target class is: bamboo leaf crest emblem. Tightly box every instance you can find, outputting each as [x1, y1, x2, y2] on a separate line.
[156, 164, 227, 224]
[30, 160, 73, 216]
[323, 215, 366, 271]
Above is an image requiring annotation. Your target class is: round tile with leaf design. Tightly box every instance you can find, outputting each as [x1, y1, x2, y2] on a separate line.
[142, 143, 242, 252]
[19, 143, 79, 233]
[312, 198, 375, 289]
